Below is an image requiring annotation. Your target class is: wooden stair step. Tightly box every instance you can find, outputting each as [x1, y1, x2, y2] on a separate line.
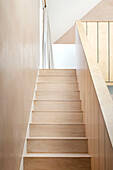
[34, 101, 81, 111]
[23, 153, 91, 170]
[35, 91, 80, 100]
[38, 76, 77, 83]
[32, 111, 83, 123]
[29, 123, 85, 137]
[37, 83, 79, 91]
[39, 69, 76, 75]
[27, 137, 88, 153]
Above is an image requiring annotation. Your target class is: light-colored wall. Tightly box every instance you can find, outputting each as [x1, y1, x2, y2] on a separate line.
[0, 0, 40, 170]
[52, 44, 76, 68]
[82, 0, 113, 21]
[54, 26, 75, 44]
[47, 0, 101, 43]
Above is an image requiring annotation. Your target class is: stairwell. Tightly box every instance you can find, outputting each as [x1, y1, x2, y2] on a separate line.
[23, 69, 91, 170]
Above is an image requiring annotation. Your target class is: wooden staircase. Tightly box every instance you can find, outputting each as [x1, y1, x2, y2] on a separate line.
[23, 69, 91, 170]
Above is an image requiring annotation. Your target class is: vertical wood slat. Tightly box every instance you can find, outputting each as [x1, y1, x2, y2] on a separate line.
[99, 109, 105, 170]
[97, 22, 99, 64]
[98, 22, 108, 82]
[110, 22, 113, 82]
[105, 130, 113, 170]
[82, 21, 113, 82]
[87, 22, 97, 64]
[108, 22, 110, 82]
[82, 22, 86, 35]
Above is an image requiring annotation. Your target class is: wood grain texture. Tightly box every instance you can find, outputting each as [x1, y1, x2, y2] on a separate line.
[29, 124, 85, 137]
[0, 0, 40, 170]
[35, 91, 80, 100]
[87, 22, 97, 63]
[76, 22, 113, 170]
[110, 22, 113, 81]
[38, 76, 77, 83]
[24, 156, 91, 170]
[27, 138, 88, 153]
[34, 101, 81, 111]
[39, 69, 76, 75]
[81, 21, 113, 82]
[37, 83, 79, 91]
[23, 69, 91, 169]
[32, 111, 83, 123]
[99, 22, 108, 81]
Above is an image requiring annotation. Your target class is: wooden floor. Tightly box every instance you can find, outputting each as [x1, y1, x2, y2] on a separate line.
[23, 69, 91, 170]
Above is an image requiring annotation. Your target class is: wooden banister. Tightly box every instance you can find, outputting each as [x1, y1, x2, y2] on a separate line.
[76, 21, 113, 169]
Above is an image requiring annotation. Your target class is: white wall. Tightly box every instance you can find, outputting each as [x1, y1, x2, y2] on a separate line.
[52, 44, 76, 69]
[47, 0, 102, 42]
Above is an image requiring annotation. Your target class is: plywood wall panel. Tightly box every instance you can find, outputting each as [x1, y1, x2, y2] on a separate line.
[105, 130, 113, 170]
[76, 25, 113, 170]
[0, 0, 40, 170]
[99, 109, 105, 170]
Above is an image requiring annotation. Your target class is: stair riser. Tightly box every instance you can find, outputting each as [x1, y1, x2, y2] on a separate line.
[37, 84, 79, 91]
[27, 139, 88, 153]
[39, 69, 76, 75]
[34, 102, 81, 111]
[24, 157, 91, 170]
[32, 112, 83, 123]
[29, 124, 85, 137]
[38, 77, 77, 83]
[35, 91, 80, 100]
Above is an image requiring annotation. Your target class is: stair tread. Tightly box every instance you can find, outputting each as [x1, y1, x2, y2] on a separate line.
[39, 69, 76, 70]
[35, 90, 80, 92]
[24, 153, 90, 158]
[39, 75, 76, 77]
[30, 123, 85, 125]
[32, 111, 83, 113]
[34, 100, 81, 102]
[37, 83, 78, 84]
[31, 122, 83, 124]
[27, 137, 87, 140]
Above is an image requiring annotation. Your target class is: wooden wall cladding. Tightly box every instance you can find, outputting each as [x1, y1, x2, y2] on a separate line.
[0, 0, 40, 170]
[82, 21, 113, 82]
[76, 25, 113, 170]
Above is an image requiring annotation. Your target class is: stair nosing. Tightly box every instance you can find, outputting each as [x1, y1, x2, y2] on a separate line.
[27, 137, 88, 140]
[39, 74, 77, 77]
[35, 90, 80, 92]
[37, 83, 78, 84]
[30, 123, 85, 125]
[32, 110, 83, 113]
[37, 82, 78, 84]
[34, 100, 81, 102]
[24, 153, 90, 158]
